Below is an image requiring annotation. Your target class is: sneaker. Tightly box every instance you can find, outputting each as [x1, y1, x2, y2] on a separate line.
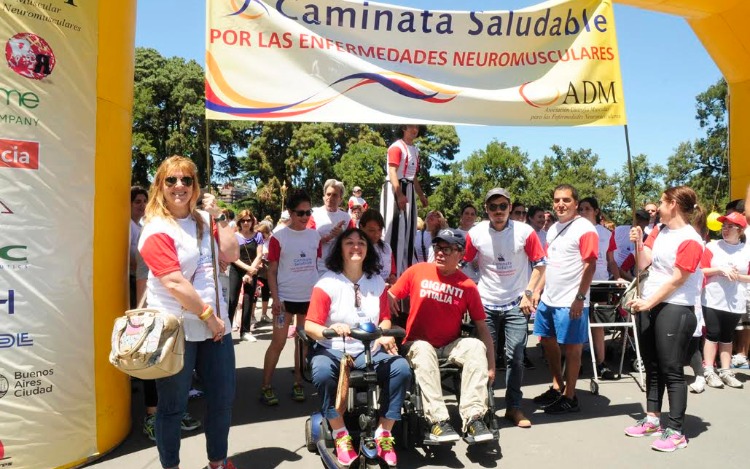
[533, 386, 562, 408]
[208, 459, 237, 469]
[240, 332, 257, 342]
[376, 431, 397, 466]
[429, 420, 460, 442]
[334, 431, 358, 466]
[544, 395, 580, 414]
[181, 412, 201, 431]
[689, 376, 706, 394]
[260, 314, 272, 324]
[651, 428, 688, 452]
[260, 386, 279, 406]
[596, 363, 617, 380]
[287, 325, 296, 339]
[291, 383, 306, 402]
[188, 388, 204, 400]
[719, 369, 743, 388]
[142, 414, 156, 441]
[704, 371, 724, 388]
[624, 417, 663, 437]
[731, 354, 749, 369]
[466, 417, 493, 443]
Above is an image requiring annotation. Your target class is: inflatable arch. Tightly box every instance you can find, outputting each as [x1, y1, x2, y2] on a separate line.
[0, 1, 746, 468]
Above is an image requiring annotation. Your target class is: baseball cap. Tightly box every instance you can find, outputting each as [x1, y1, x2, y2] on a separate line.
[279, 210, 290, 222]
[432, 228, 465, 248]
[718, 211, 748, 228]
[634, 209, 650, 221]
[484, 187, 511, 204]
[353, 186, 362, 192]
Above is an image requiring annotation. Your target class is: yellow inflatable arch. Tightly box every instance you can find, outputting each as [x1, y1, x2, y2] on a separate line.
[55, 0, 750, 466]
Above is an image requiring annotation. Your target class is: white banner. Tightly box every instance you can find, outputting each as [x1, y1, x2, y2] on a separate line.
[206, 0, 626, 126]
[0, 1, 98, 468]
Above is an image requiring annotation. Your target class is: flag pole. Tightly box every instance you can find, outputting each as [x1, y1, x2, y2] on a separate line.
[623, 124, 640, 296]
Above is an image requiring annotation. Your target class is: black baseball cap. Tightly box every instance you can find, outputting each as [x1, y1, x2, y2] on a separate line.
[432, 229, 466, 248]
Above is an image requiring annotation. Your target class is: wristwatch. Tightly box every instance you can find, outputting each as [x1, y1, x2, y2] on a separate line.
[524, 289, 533, 298]
[575, 293, 586, 301]
[214, 214, 227, 222]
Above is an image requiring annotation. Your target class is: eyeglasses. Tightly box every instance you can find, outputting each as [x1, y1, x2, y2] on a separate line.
[293, 209, 313, 217]
[512, 210, 528, 216]
[239, 219, 253, 224]
[353, 283, 361, 309]
[165, 176, 194, 187]
[487, 202, 509, 212]
[433, 244, 457, 255]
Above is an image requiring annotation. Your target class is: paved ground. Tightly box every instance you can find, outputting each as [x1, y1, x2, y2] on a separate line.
[87, 321, 750, 469]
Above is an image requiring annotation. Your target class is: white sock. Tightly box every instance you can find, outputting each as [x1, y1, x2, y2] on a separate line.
[704, 366, 715, 374]
[646, 415, 660, 426]
[333, 427, 347, 438]
[375, 426, 389, 438]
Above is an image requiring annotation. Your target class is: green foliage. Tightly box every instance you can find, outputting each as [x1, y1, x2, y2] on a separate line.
[334, 142, 387, 205]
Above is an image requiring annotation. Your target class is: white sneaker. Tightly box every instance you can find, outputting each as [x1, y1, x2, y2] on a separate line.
[731, 354, 749, 369]
[704, 371, 724, 388]
[240, 332, 257, 342]
[689, 375, 705, 394]
[719, 369, 743, 388]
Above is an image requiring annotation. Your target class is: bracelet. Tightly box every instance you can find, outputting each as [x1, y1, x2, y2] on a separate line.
[199, 304, 214, 321]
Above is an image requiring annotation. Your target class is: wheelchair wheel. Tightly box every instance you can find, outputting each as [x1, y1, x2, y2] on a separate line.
[589, 380, 599, 395]
[632, 357, 645, 373]
[296, 334, 313, 383]
[304, 418, 317, 453]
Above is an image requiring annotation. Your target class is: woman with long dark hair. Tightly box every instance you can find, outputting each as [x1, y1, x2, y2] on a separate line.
[624, 186, 705, 452]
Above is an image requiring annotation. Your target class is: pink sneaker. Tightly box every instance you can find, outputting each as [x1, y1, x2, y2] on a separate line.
[334, 431, 358, 466]
[287, 324, 296, 338]
[624, 418, 663, 437]
[376, 431, 397, 466]
[651, 428, 688, 452]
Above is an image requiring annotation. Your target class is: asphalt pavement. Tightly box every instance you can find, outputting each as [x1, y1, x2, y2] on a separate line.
[86, 320, 750, 469]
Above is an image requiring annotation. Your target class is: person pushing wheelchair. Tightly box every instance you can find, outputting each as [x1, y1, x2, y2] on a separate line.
[389, 229, 496, 444]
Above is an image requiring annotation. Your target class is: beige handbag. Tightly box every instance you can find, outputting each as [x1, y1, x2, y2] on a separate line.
[109, 306, 185, 380]
[334, 353, 355, 416]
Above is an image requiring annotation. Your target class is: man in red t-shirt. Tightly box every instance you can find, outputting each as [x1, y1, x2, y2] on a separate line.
[389, 229, 495, 444]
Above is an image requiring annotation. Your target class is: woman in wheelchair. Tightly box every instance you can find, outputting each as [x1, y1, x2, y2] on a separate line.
[305, 227, 412, 467]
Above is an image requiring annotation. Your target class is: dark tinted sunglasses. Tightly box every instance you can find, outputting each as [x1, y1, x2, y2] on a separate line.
[165, 176, 194, 187]
[487, 202, 509, 212]
[239, 219, 253, 224]
[513, 210, 528, 216]
[294, 209, 313, 217]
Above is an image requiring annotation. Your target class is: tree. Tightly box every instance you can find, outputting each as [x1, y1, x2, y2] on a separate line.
[427, 162, 475, 226]
[131, 47, 255, 187]
[334, 142, 388, 206]
[610, 153, 666, 224]
[665, 78, 729, 210]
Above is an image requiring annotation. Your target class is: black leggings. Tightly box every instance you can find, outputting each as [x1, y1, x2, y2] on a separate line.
[703, 306, 742, 343]
[228, 265, 257, 334]
[637, 302, 697, 432]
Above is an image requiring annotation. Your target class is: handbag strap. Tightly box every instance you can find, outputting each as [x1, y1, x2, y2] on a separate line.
[546, 216, 580, 249]
[209, 217, 221, 317]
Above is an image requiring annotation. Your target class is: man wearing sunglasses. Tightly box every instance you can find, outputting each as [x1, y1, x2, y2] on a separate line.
[389, 229, 496, 444]
[463, 188, 546, 428]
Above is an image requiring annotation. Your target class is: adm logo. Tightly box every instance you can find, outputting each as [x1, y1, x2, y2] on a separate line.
[0, 139, 39, 170]
[519, 80, 618, 107]
[229, 0, 269, 18]
[5, 32, 56, 80]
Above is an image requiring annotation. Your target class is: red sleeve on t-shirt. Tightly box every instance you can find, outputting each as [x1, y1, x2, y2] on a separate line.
[607, 232, 617, 253]
[524, 231, 545, 262]
[306, 216, 316, 230]
[621, 254, 635, 272]
[389, 265, 413, 300]
[379, 289, 390, 322]
[390, 254, 397, 277]
[463, 233, 478, 262]
[466, 284, 486, 322]
[579, 231, 599, 261]
[140, 233, 181, 277]
[267, 236, 281, 262]
[387, 144, 402, 167]
[644, 225, 660, 249]
[212, 221, 220, 244]
[675, 240, 704, 273]
[700, 247, 714, 269]
[306, 286, 331, 326]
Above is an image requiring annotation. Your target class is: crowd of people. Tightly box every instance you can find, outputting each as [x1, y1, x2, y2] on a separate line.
[128, 129, 750, 468]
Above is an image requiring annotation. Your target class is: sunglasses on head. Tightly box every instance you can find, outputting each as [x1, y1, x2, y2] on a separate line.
[164, 176, 194, 187]
[294, 209, 313, 217]
[487, 202, 509, 212]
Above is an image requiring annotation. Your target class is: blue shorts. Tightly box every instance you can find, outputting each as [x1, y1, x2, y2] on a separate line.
[533, 301, 589, 345]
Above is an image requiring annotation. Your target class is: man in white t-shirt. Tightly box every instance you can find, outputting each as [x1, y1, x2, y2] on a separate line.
[532, 184, 598, 415]
[308, 179, 350, 274]
[464, 188, 546, 428]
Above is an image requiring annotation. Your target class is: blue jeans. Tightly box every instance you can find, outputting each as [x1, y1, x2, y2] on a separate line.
[155, 335, 236, 468]
[310, 345, 411, 421]
[484, 305, 527, 409]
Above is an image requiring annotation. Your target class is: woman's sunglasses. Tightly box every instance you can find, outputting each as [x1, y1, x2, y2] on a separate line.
[293, 209, 313, 217]
[165, 176, 194, 187]
[239, 219, 253, 224]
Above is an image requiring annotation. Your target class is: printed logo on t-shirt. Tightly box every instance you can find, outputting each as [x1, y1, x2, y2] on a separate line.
[300, 250, 307, 258]
[419, 279, 464, 305]
[292, 252, 314, 271]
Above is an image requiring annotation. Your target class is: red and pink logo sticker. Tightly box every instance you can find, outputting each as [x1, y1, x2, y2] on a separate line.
[5, 32, 56, 80]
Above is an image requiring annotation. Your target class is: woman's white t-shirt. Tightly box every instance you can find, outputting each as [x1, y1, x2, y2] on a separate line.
[700, 240, 750, 313]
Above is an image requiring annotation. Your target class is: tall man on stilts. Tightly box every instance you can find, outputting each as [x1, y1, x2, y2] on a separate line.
[380, 124, 429, 277]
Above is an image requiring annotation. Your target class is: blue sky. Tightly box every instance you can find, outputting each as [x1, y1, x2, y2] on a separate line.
[135, 0, 721, 171]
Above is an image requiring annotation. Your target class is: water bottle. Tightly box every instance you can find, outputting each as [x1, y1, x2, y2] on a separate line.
[274, 303, 286, 329]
